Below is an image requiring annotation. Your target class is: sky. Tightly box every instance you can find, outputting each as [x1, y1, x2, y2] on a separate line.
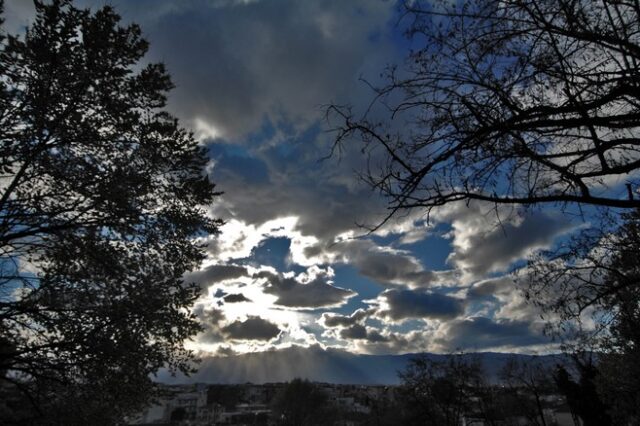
[6, 0, 585, 357]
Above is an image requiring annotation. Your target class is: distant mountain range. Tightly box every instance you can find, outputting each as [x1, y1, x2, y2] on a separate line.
[157, 345, 566, 385]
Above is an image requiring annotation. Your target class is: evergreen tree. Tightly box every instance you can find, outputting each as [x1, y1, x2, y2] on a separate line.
[0, 1, 222, 423]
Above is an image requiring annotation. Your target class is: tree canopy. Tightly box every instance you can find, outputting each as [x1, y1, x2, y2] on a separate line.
[271, 379, 337, 426]
[398, 355, 484, 426]
[0, 0, 221, 423]
[330, 0, 640, 225]
[528, 208, 640, 424]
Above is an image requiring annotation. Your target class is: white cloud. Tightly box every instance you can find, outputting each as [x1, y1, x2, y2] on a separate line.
[432, 201, 575, 281]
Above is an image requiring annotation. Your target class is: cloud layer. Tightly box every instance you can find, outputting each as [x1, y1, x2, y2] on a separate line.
[3, 0, 586, 357]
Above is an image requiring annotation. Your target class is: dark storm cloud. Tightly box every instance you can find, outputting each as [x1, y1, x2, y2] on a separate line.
[436, 202, 575, 276]
[351, 245, 435, 286]
[82, 0, 402, 251]
[210, 147, 271, 185]
[377, 288, 465, 321]
[223, 293, 252, 303]
[339, 324, 389, 343]
[255, 270, 355, 309]
[79, 0, 395, 138]
[339, 323, 367, 339]
[436, 317, 548, 351]
[321, 308, 372, 328]
[364, 329, 389, 343]
[222, 316, 281, 341]
[349, 330, 429, 355]
[195, 307, 280, 343]
[186, 264, 249, 290]
[208, 141, 391, 248]
[454, 214, 573, 275]
[195, 308, 227, 344]
[54, 0, 399, 249]
[305, 238, 441, 287]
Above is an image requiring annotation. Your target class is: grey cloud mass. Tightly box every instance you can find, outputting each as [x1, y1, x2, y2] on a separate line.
[339, 324, 367, 339]
[435, 317, 548, 351]
[223, 293, 252, 303]
[436, 202, 574, 276]
[209, 149, 390, 246]
[86, 0, 403, 249]
[196, 309, 282, 344]
[321, 308, 371, 328]
[12, 0, 586, 357]
[468, 276, 516, 298]
[222, 316, 281, 341]
[255, 270, 355, 309]
[352, 248, 435, 287]
[186, 264, 249, 290]
[376, 289, 465, 321]
[87, 0, 396, 138]
[455, 215, 573, 275]
[339, 324, 389, 343]
[195, 308, 227, 344]
[309, 239, 439, 287]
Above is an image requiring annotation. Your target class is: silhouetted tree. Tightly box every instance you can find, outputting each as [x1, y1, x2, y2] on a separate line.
[554, 357, 612, 426]
[206, 384, 244, 411]
[528, 208, 640, 423]
[0, 0, 221, 423]
[594, 209, 640, 424]
[170, 407, 188, 423]
[499, 356, 555, 426]
[397, 355, 484, 426]
[330, 0, 640, 228]
[271, 379, 338, 426]
[365, 397, 403, 426]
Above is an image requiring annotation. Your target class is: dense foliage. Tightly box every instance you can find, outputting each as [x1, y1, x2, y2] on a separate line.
[271, 379, 338, 426]
[0, 0, 221, 423]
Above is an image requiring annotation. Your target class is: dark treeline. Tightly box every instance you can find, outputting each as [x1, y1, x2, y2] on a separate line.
[132, 352, 629, 426]
[269, 354, 618, 426]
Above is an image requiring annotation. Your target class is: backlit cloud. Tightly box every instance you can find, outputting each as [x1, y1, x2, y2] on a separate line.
[4, 0, 586, 358]
[255, 267, 356, 309]
[375, 288, 465, 322]
[433, 317, 549, 352]
[222, 316, 282, 341]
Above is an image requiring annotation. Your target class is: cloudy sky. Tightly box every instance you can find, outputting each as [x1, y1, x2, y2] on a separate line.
[6, 0, 582, 357]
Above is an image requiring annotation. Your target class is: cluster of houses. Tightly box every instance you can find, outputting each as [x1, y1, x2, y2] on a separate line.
[128, 382, 393, 425]
[128, 382, 580, 426]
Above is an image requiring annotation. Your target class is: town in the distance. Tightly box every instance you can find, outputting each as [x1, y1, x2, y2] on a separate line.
[128, 353, 586, 426]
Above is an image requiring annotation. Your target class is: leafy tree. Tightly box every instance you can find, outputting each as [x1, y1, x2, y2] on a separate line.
[528, 209, 640, 423]
[330, 0, 640, 227]
[397, 354, 485, 426]
[365, 396, 403, 426]
[0, 0, 221, 423]
[205, 384, 244, 411]
[170, 407, 188, 423]
[590, 209, 640, 423]
[554, 357, 612, 426]
[271, 379, 338, 426]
